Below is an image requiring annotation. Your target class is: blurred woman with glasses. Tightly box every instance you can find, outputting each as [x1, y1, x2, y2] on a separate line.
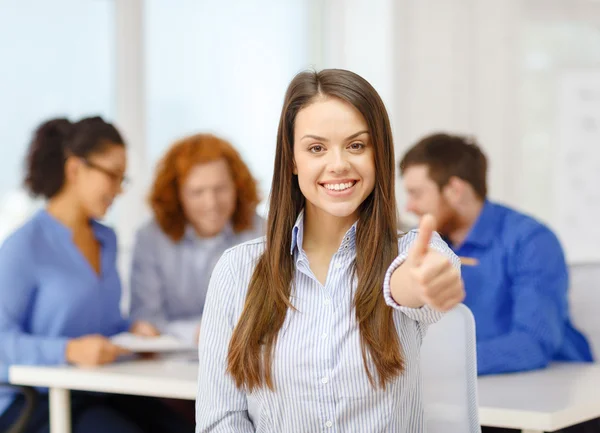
[0, 116, 194, 433]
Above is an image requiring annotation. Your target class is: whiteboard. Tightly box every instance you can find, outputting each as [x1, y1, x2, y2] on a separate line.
[556, 70, 600, 264]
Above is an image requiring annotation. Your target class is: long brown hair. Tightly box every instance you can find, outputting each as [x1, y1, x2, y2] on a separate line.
[227, 69, 402, 391]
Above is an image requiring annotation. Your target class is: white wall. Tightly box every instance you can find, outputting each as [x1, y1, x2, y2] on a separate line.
[318, 0, 521, 208]
[318, 0, 600, 263]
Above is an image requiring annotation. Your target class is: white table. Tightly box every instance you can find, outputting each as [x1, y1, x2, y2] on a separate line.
[10, 360, 600, 433]
[478, 363, 600, 433]
[9, 359, 197, 433]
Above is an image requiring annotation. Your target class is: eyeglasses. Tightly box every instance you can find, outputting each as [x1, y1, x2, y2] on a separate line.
[82, 159, 130, 187]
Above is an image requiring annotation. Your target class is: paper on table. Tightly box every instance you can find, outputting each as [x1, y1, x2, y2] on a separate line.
[111, 332, 194, 353]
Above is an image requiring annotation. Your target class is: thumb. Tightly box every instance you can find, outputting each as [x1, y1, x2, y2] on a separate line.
[409, 214, 436, 264]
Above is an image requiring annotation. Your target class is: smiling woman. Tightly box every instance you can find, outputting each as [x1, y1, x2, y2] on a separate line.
[293, 97, 375, 223]
[195, 69, 463, 433]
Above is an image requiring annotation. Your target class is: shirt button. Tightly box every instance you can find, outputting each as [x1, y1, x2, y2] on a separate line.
[325, 420, 333, 428]
[323, 298, 331, 305]
[321, 376, 329, 384]
[334, 262, 342, 269]
[321, 333, 328, 339]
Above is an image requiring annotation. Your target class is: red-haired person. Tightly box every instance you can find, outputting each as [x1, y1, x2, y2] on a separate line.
[129, 134, 264, 346]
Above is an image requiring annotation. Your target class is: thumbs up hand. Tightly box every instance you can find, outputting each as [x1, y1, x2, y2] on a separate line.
[405, 214, 464, 312]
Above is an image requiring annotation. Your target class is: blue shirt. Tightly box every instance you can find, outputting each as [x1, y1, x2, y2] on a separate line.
[195, 211, 461, 432]
[130, 216, 265, 345]
[452, 200, 593, 375]
[0, 210, 130, 415]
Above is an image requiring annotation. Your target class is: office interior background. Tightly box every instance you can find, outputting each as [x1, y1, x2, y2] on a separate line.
[1, 0, 599, 288]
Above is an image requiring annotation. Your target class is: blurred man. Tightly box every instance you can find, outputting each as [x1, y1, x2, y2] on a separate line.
[399, 133, 593, 377]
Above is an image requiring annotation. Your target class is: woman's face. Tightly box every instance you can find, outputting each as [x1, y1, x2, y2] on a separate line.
[179, 159, 237, 237]
[293, 96, 376, 223]
[71, 143, 127, 219]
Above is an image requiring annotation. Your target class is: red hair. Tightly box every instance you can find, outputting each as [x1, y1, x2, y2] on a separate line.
[149, 133, 260, 242]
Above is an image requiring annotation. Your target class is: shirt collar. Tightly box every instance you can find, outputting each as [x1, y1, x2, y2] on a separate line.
[460, 200, 497, 248]
[183, 221, 233, 243]
[290, 209, 358, 255]
[290, 210, 304, 255]
[38, 209, 111, 245]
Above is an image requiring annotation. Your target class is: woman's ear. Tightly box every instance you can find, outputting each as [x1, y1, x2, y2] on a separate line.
[292, 159, 298, 175]
[64, 155, 82, 183]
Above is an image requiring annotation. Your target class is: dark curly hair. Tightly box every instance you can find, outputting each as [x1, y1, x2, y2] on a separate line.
[24, 116, 125, 199]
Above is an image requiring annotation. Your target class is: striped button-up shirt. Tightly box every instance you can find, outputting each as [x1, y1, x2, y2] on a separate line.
[196, 212, 460, 432]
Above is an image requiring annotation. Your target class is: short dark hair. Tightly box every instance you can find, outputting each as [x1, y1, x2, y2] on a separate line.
[24, 116, 125, 199]
[399, 132, 488, 199]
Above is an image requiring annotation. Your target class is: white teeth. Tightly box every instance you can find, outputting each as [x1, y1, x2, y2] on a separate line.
[324, 182, 355, 191]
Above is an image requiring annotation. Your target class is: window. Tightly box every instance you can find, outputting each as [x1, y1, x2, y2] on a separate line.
[144, 0, 314, 214]
[0, 0, 115, 242]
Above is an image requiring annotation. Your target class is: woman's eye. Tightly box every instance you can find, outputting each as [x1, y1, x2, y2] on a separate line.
[310, 145, 324, 153]
[349, 142, 364, 150]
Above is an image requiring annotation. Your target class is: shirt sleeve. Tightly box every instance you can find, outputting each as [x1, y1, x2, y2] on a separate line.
[196, 251, 254, 432]
[0, 234, 68, 374]
[129, 225, 169, 329]
[476, 227, 576, 375]
[383, 230, 461, 324]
